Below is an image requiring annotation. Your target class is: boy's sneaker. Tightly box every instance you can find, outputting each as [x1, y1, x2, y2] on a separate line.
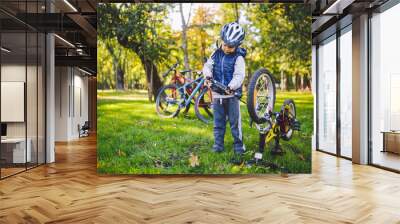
[234, 144, 245, 154]
[230, 153, 244, 165]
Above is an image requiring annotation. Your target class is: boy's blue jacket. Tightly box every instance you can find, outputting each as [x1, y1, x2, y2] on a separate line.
[211, 47, 247, 94]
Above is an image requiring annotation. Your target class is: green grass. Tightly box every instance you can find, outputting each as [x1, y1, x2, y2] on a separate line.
[97, 90, 313, 174]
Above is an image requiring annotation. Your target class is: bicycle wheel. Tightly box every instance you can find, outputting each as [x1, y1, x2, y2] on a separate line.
[195, 87, 213, 124]
[156, 84, 183, 118]
[247, 68, 276, 124]
[280, 99, 296, 141]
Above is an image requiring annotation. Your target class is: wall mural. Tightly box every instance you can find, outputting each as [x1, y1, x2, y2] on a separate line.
[97, 3, 313, 174]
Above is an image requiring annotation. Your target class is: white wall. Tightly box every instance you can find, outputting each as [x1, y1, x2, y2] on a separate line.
[1, 63, 46, 164]
[1, 65, 26, 127]
[55, 66, 89, 141]
[55, 66, 69, 141]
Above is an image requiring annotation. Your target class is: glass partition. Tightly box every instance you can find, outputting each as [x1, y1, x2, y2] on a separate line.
[1, 30, 28, 177]
[0, 1, 46, 179]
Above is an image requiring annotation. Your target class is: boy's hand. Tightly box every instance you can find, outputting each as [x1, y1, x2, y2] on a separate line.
[204, 79, 211, 87]
[225, 86, 233, 95]
[205, 77, 212, 87]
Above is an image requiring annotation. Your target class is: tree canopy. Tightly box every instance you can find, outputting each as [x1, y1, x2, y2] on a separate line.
[98, 3, 312, 95]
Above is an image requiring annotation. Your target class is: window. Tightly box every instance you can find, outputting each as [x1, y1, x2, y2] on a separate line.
[339, 26, 352, 158]
[370, 3, 400, 171]
[317, 35, 337, 154]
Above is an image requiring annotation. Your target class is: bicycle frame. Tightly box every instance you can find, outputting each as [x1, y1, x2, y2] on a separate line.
[175, 76, 206, 108]
[261, 104, 293, 144]
[265, 123, 279, 143]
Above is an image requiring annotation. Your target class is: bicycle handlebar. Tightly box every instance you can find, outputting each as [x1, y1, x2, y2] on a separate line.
[208, 77, 242, 99]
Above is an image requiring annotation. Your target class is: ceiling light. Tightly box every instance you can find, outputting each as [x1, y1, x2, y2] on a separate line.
[63, 0, 78, 12]
[78, 67, 92, 76]
[54, 34, 75, 48]
[322, 0, 355, 15]
[1, 47, 11, 53]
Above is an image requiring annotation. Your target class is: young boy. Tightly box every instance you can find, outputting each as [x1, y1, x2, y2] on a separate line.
[203, 22, 247, 157]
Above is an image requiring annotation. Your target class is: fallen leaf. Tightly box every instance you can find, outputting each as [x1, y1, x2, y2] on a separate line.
[117, 149, 126, 157]
[189, 153, 199, 167]
[154, 160, 163, 168]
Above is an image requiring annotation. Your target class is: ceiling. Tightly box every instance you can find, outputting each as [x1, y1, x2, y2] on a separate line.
[0, 0, 97, 75]
[308, 0, 390, 43]
[1, 0, 394, 75]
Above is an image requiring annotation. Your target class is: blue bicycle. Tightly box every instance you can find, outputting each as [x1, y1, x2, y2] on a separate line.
[156, 64, 213, 123]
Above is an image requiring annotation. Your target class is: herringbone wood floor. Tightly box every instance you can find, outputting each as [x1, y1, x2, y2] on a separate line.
[1, 135, 400, 224]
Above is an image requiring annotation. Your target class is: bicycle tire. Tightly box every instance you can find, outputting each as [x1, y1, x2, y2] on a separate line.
[247, 68, 276, 124]
[281, 99, 296, 141]
[156, 84, 182, 118]
[195, 87, 213, 124]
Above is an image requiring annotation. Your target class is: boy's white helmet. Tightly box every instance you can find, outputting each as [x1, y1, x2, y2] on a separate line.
[220, 22, 245, 47]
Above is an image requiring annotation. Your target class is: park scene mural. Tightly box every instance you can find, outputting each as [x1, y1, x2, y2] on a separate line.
[97, 3, 312, 174]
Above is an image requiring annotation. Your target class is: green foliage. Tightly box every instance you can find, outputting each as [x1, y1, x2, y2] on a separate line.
[98, 3, 312, 90]
[98, 3, 175, 62]
[97, 41, 114, 89]
[245, 4, 311, 80]
[98, 3, 178, 90]
[97, 91, 313, 174]
[186, 5, 219, 71]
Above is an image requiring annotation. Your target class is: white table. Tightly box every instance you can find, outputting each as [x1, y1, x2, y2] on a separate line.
[1, 138, 31, 163]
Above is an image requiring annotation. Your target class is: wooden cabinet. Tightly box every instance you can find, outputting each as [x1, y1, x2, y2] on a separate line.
[382, 132, 400, 154]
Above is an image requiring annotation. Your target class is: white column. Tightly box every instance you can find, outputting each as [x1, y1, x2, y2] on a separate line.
[312, 45, 317, 151]
[46, 33, 55, 163]
[46, 0, 55, 163]
[352, 14, 369, 164]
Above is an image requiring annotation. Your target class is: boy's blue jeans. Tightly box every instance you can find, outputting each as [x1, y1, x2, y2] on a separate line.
[212, 97, 245, 154]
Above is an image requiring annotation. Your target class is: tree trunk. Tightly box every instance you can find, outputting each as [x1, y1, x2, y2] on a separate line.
[234, 3, 240, 22]
[117, 37, 163, 101]
[292, 74, 298, 91]
[116, 66, 124, 90]
[105, 42, 125, 90]
[179, 3, 190, 76]
[280, 70, 287, 91]
[141, 57, 162, 101]
[201, 33, 206, 63]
